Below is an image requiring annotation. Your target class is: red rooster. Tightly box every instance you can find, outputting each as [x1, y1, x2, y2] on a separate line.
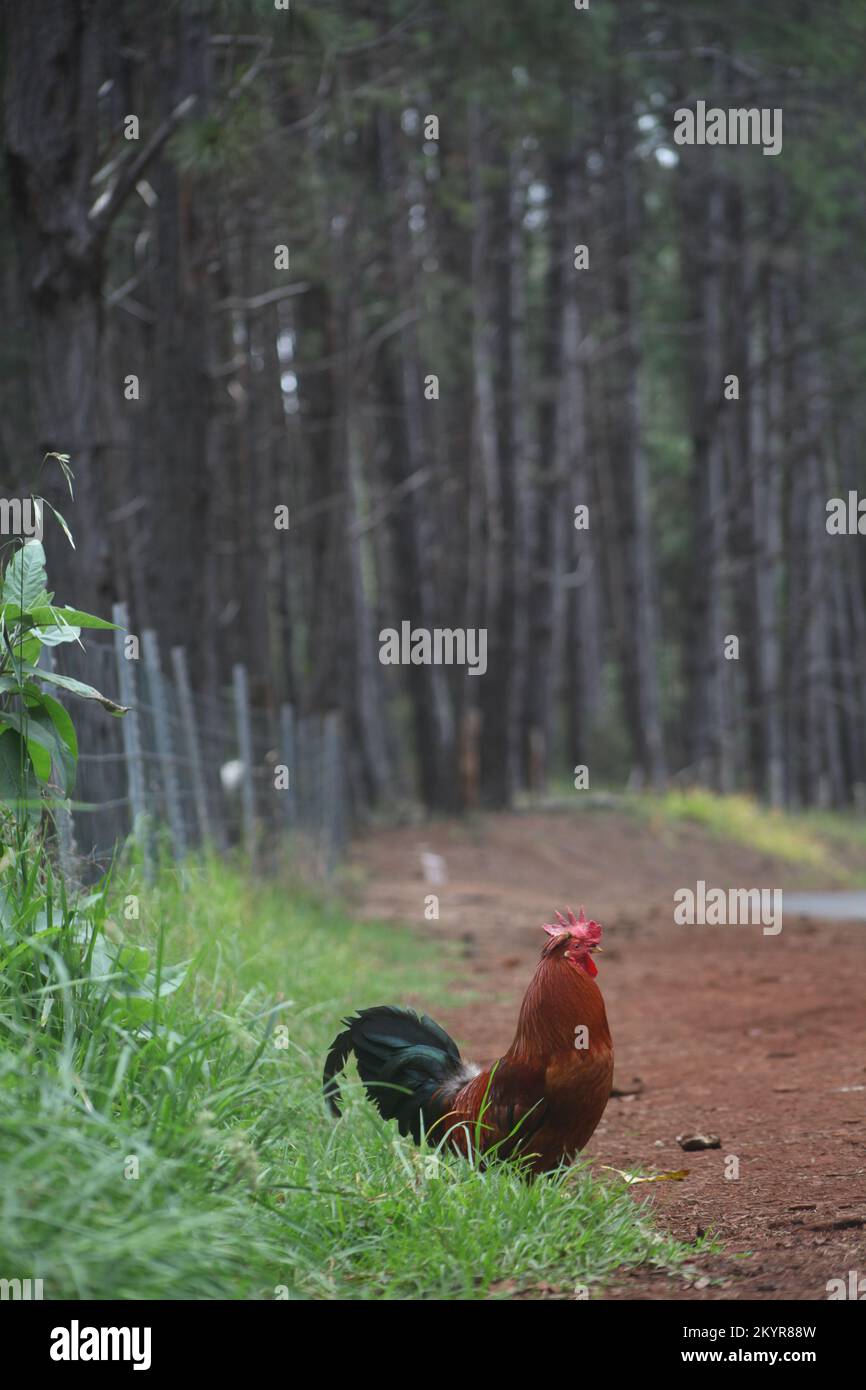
[323, 907, 613, 1174]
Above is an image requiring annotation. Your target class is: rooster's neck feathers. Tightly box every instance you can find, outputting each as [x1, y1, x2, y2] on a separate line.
[508, 947, 610, 1060]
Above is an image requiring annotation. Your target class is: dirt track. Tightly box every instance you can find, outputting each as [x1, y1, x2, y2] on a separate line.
[350, 806, 866, 1300]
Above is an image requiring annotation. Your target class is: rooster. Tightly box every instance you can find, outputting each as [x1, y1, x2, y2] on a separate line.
[323, 907, 613, 1175]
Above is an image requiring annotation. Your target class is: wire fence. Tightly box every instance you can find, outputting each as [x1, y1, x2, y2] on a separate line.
[47, 604, 349, 881]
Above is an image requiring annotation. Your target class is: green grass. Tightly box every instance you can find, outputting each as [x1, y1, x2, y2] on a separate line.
[540, 780, 866, 884]
[630, 788, 866, 884]
[0, 840, 696, 1300]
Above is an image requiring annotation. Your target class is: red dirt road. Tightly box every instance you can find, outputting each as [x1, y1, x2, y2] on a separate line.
[350, 807, 866, 1300]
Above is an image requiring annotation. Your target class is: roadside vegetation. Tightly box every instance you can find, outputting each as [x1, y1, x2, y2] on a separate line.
[0, 488, 697, 1299]
[634, 789, 866, 886]
[0, 849, 702, 1299]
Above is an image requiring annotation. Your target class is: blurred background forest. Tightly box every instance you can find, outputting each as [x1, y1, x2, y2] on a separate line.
[2, 0, 866, 828]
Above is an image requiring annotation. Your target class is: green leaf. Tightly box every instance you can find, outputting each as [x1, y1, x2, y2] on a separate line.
[26, 736, 52, 782]
[38, 693, 78, 761]
[0, 708, 59, 757]
[0, 603, 113, 651]
[15, 636, 42, 666]
[1, 541, 48, 610]
[43, 451, 74, 499]
[0, 708, 58, 783]
[115, 943, 151, 979]
[25, 696, 78, 796]
[32, 623, 81, 648]
[39, 498, 75, 549]
[111, 959, 189, 1010]
[28, 606, 119, 631]
[23, 666, 129, 716]
[0, 728, 40, 823]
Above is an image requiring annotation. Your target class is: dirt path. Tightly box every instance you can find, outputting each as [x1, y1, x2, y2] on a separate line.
[349, 806, 866, 1300]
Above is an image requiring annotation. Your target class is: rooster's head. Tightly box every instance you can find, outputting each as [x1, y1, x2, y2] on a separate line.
[542, 906, 603, 977]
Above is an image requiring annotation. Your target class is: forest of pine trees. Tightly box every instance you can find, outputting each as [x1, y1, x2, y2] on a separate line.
[2, 0, 865, 818]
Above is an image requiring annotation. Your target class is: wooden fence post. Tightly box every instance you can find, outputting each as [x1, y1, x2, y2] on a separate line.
[279, 703, 297, 832]
[322, 711, 345, 875]
[41, 647, 79, 883]
[171, 645, 212, 847]
[300, 714, 322, 845]
[113, 602, 151, 874]
[142, 629, 187, 859]
[232, 663, 256, 856]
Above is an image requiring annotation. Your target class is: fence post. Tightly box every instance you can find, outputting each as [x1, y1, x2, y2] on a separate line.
[302, 714, 322, 848]
[279, 703, 297, 833]
[232, 663, 256, 857]
[142, 630, 187, 859]
[171, 645, 212, 848]
[41, 647, 79, 883]
[113, 602, 151, 875]
[322, 711, 345, 874]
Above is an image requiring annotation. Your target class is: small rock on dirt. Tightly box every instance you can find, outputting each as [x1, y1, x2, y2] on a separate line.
[677, 1132, 721, 1151]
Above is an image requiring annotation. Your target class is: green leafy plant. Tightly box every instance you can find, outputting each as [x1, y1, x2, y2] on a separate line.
[0, 459, 185, 1063]
[0, 457, 127, 828]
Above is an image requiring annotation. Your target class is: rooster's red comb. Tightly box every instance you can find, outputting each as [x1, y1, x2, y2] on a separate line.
[542, 905, 602, 944]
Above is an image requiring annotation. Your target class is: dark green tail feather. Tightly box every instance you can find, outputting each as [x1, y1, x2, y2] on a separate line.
[323, 1005, 463, 1143]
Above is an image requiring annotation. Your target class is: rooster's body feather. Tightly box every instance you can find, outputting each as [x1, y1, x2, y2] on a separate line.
[323, 908, 613, 1174]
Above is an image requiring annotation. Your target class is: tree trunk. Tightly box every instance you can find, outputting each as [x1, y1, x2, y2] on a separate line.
[608, 79, 665, 787]
[679, 153, 733, 790]
[377, 111, 456, 810]
[4, 0, 112, 609]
